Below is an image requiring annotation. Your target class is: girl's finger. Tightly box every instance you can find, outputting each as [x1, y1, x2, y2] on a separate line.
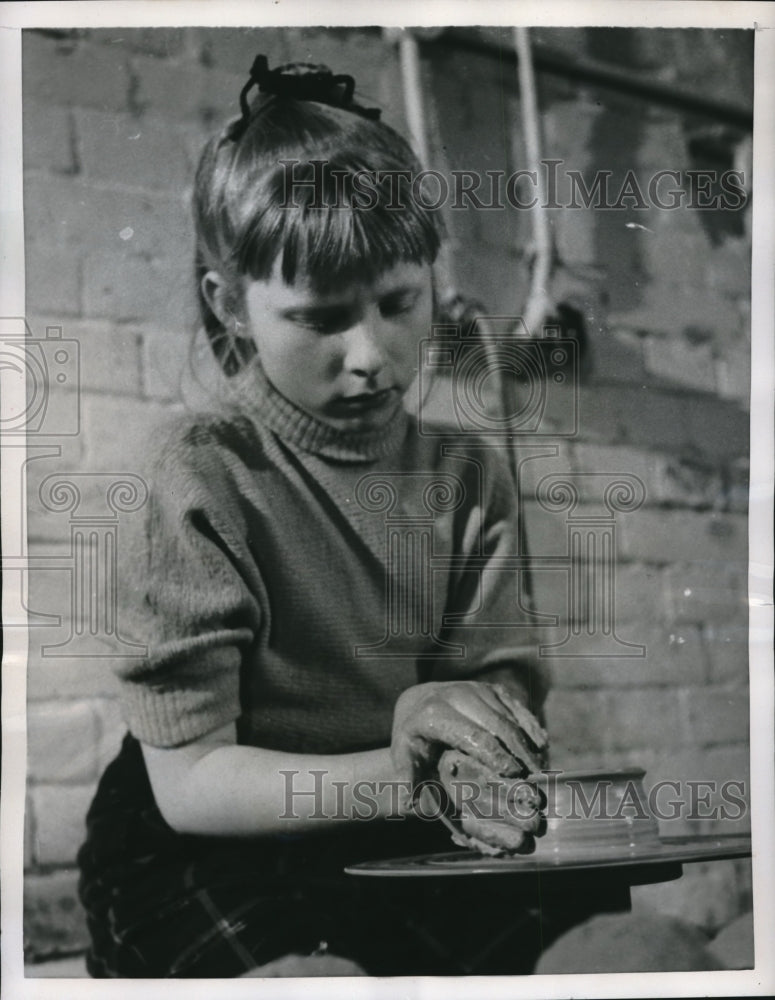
[417, 701, 523, 776]
[490, 683, 549, 753]
[464, 685, 546, 773]
[444, 686, 543, 774]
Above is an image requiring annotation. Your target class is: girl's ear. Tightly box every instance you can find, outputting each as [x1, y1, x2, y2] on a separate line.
[201, 270, 233, 329]
[200, 268, 257, 377]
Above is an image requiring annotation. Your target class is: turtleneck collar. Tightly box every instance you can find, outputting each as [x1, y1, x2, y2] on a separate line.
[231, 360, 410, 464]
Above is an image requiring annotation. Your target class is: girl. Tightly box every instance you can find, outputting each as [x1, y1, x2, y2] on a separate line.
[77, 55, 549, 978]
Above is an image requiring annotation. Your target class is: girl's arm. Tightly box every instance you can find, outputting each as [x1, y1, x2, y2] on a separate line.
[142, 723, 410, 837]
[143, 680, 545, 838]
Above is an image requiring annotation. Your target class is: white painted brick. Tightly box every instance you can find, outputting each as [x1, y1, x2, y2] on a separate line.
[23, 445, 85, 546]
[27, 702, 98, 783]
[663, 562, 748, 627]
[140, 325, 193, 401]
[131, 55, 243, 123]
[641, 226, 708, 291]
[705, 238, 751, 298]
[590, 327, 649, 383]
[516, 444, 575, 508]
[23, 100, 76, 174]
[619, 509, 747, 565]
[611, 563, 665, 624]
[29, 784, 95, 866]
[555, 207, 597, 265]
[643, 745, 750, 838]
[24, 244, 81, 316]
[531, 559, 665, 631]
[543, 688, 611, 755]
[75, 108, 190, 193]
[547, 624, 706, 688]
[23, 33, 130, 111]
[82, 251, 193, 328]
[682, 395, 749, 464]
[715, 351, 750, 406]
[23, 173, 192, 259]
[96, 26, 188, 58]
[703, 624, 749, 683]
[27, 654, 122, 702]
[80, 392, 180, 475]
[23, 543, 75, 652]
[643, 335, 718, 394]
[23, 535, 146, 666]
[658, 453, 724, 508]
[570, 442, 664, 506]
[608, 284, 742, 345]
[577, 383, 687, 449]
[681, 686, 750, 746]
[606, 689, 688, 751]
[194, 26, 288, 74]
[25, 315, 142, 397]
[94, 697, 128, 771]
[637, 119, 690, 167]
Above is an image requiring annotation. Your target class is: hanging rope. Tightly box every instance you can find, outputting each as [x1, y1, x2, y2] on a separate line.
[394, 29, 458, 305]
[390, 27, 541, 602]
[514, 26, 554, 337]
[397, 31, 431, 170]
[392, 29, 522, 482]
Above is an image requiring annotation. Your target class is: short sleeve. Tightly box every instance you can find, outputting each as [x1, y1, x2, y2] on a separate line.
[114, 419, 263, 747]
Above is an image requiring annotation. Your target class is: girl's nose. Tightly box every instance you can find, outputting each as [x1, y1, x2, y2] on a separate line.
[343, 318, 386, 379]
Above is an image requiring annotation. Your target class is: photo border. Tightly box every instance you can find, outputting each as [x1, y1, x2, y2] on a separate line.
[2, 2, 773, 997]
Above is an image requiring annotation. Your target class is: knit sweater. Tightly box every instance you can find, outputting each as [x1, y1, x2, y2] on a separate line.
[116, 364, 547, 752]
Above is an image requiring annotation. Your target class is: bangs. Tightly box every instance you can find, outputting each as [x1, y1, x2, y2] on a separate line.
[239, 159, 442, 291]
[220, 101, 443, 291]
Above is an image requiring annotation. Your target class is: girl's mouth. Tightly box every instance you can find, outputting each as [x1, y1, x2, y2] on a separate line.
[329, 388, 397, 414]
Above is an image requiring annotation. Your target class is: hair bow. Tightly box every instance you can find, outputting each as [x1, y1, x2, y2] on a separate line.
[228, 54, 381, 140]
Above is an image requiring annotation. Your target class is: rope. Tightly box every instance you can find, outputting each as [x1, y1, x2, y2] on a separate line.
[395, 29, 456, 303]
[514, 26, 554, 337]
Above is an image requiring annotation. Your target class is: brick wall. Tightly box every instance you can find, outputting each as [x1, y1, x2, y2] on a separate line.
[21, 27, 752, 960]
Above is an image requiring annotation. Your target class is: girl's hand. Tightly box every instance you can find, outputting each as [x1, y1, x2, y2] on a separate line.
[436, 748, 544, 855]
[390, 680, 547, 793]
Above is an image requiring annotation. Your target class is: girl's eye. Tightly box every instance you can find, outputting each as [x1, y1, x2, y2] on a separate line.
[379, 291, 420, 319]
[288, 310, 353, 335]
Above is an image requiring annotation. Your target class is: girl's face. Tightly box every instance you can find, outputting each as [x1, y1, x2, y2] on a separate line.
[240, 261, 433, 431]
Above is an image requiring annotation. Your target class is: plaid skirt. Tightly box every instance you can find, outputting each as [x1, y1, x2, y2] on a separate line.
[77, 734, 548, 978]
